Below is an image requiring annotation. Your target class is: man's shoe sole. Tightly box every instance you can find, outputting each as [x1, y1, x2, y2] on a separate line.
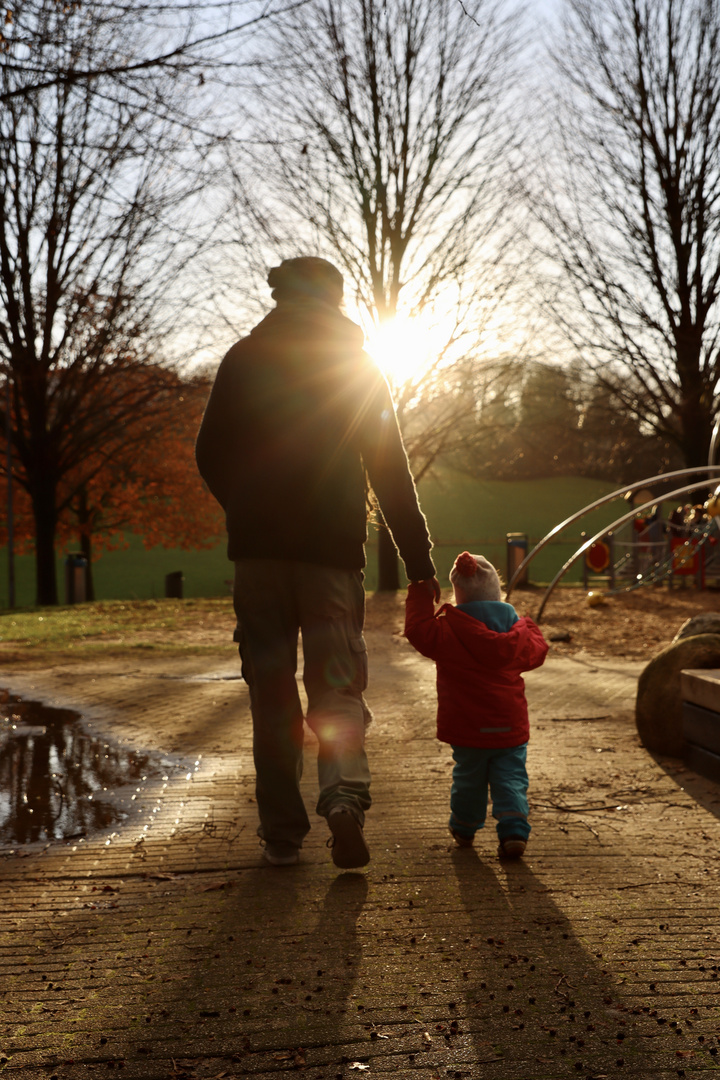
[329, 812, 370, 869]
[262, 848, 300, 866]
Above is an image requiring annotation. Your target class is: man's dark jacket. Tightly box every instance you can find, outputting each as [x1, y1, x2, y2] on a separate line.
[195, 299, 435, 582]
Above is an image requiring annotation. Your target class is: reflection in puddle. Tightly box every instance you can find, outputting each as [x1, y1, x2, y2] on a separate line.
[0, 689, 160, 844]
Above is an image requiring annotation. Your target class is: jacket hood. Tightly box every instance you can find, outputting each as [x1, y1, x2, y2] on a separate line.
[440, 605, 545, 670]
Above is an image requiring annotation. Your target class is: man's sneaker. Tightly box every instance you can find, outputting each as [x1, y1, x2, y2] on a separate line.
[498, 836, 526, 859]
[328, 807, 370, 869]
[261, 842, 300, 866]
[450, 827, 474, 848]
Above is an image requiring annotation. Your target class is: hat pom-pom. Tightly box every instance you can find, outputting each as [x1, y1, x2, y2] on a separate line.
[456, 552, 477, 577]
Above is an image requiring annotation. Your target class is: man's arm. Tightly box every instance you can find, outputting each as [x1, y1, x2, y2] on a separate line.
[358, 364, 436, 583]
[195, 345, 244, 508]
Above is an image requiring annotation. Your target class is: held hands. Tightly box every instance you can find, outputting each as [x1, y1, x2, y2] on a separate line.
[412, 577, 441, 602]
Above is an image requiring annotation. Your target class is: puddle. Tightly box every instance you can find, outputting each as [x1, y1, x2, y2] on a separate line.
[0, 689, 162, 844]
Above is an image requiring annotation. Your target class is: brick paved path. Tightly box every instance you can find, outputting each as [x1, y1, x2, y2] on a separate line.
[2, 638, 720, 1079]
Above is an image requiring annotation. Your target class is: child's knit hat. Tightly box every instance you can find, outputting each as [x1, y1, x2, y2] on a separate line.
[450, 551, 502, 602]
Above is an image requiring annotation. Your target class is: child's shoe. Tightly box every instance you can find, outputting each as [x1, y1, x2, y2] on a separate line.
[498, 836, 526, 859]
[450, 827, 474, 848]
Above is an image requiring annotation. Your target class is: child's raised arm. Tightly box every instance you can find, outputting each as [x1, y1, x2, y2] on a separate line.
[404, 580, 444, 659]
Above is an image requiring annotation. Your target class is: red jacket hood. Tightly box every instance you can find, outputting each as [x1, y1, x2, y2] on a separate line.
[436, 604, 548, 674]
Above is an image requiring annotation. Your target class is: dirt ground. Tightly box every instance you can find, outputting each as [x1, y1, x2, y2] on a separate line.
[365, 583, 720, 662]
[2, 583, 716, 762]
[90, 584, 717, 663]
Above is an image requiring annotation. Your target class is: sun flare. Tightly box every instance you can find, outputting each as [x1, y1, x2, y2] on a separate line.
[364, 315, 445, 386]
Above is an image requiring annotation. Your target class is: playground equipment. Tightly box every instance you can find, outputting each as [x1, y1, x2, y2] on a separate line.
[506, 465, 720, 622]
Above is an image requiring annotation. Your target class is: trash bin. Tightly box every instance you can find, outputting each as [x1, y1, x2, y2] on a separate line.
[65, 554, 88, 604]
[506, 532, 528, 587]
[165, 570, 184, 599]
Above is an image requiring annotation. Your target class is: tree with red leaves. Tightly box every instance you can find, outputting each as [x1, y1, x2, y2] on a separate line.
[58, 372, 224, 600]
[1, 369, 224, 602]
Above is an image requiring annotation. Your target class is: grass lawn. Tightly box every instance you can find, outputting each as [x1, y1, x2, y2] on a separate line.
[0, 597, 234, 654]
[416, 472, 622, 585]
[0, 473, 629, 608]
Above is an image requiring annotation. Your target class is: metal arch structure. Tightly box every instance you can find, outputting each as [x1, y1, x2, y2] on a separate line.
[709, 414, 720, 472]
[614, 516, 718, 590]
[505, 466, 720, 603]
[532, 478, 720, 622]
[506, 412, 720, 620]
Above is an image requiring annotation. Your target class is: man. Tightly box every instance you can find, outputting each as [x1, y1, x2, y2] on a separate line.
[196, 256, 439, 869]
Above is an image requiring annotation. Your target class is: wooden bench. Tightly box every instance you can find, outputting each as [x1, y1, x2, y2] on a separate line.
[681, 668, 720, 781]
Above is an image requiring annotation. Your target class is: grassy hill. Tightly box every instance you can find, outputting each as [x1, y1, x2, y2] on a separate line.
[414, 472, 621, 586]
[0, 473, 627, 607]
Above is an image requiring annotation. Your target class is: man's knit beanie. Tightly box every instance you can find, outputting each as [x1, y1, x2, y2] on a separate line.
[267, 257, 344, 305]
[450, 551, 503, 602]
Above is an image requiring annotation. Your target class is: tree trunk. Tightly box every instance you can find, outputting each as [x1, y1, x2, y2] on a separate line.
[32, 481, 58, 606]
[376, 517, 401, 592]
[77, 487, 96, 602]
[677, 383, 713, 468]
[80, 530, 95, 602]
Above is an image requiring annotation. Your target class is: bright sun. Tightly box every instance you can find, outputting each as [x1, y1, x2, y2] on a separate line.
[364, 315, 446, 387]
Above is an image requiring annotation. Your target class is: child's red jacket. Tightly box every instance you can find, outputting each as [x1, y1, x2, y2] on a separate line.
[404, 583, 548, 748]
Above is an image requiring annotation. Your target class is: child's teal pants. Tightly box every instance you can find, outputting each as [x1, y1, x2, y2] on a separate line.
[449, 743, 530, 841]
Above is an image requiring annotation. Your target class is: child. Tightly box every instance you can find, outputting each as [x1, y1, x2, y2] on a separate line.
[405, 551, 548, 858]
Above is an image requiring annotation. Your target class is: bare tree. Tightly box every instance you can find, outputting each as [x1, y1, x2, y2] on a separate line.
[225, 0, 525, 587]
[537, 0, 720, 468]
[0, 1, 308, 104]
[0, 1, 268, 605]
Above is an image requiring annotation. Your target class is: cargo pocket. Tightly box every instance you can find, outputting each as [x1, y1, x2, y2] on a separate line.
[350, 634, 374, 729]
[233, 622, 252, 685]
[350, 634, 369, 694]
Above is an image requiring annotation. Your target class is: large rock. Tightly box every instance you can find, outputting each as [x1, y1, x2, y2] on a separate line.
[636, 633, 720, 756]
[673, 613, 720, 642]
